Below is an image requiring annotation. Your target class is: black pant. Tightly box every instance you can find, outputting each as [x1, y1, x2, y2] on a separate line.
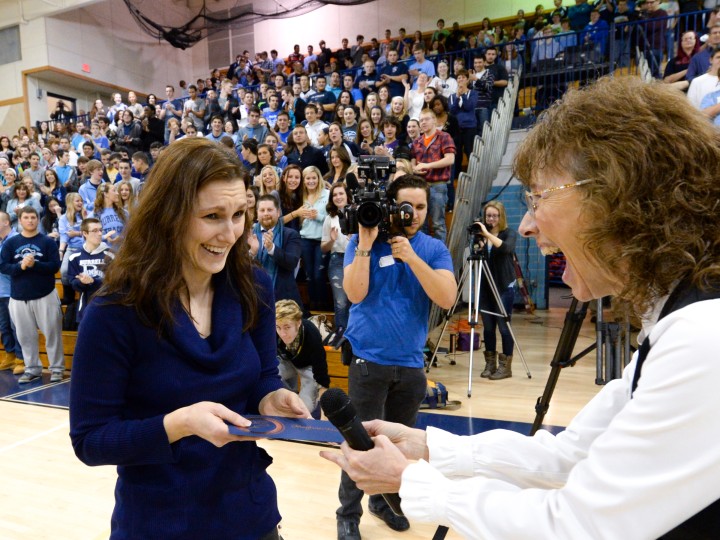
[258, 527, 282, 540]
[336, 358, 427, 523]
[453, 127, 477, 177]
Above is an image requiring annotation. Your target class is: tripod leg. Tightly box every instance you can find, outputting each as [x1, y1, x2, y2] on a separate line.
[466, 260, 482, 398]
[531, 299, 589, 434]
[468, 327, 475, 398]
[614, 323, 622, 380]
[595, 299, 605, 385]
[427, 263, 469, 373]
[606, 322, 620, 382]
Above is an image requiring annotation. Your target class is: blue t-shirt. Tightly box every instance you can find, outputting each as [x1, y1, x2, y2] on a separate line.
[262, 109, 282, 129]
[343, 231, 453, 367]
[96, 207, 127, 248]
[380, 61, 409, 98]
[79, 180, 104, 212]
[701, 89, 720, 127]
[59, 214, 84, 250]
[410, 59, 436, 88]
[54, 164, 74, 186]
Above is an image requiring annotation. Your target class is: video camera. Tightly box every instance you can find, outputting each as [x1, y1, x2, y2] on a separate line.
[341, 156, 413, 241]
[467, 220, 489, 255]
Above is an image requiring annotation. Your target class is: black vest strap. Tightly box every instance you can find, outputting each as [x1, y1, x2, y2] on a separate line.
[630, 279, 720, 539]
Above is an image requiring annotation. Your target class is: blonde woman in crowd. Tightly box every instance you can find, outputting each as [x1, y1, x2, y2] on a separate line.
[299, 165, 329, 311]
[92, 183, 127, 248]
[116, 180, 137, 214]
[58, 192, 86, 303]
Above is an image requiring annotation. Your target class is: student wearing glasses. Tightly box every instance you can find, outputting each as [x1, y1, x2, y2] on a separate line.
[67, 217, 114, 323]
[428, 59, 458, 99]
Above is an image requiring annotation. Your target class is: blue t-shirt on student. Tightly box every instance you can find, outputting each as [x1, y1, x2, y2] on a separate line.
[343, 231, 453, 368]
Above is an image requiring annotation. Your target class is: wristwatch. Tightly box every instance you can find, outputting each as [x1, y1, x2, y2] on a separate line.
[355, 248, 371, 257]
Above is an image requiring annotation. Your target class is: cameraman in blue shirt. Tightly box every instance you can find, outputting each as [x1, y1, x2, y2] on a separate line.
[335, 174, 456, 540]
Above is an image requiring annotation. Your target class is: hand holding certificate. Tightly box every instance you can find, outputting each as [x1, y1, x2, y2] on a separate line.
[228, 415, 344, 445]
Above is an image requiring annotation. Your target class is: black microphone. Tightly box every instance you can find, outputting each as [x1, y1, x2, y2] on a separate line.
[320, 388, 404, 516]
[344, 171, 360, 192]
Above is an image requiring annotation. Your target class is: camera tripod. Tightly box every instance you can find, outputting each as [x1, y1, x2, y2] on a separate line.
[428, 240, 532, 397]
[530, 297, 635, 434]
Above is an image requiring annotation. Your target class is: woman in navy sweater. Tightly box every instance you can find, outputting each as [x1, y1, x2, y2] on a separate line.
[69, 138, 310, 540]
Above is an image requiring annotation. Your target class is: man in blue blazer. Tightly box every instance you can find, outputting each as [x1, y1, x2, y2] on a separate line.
[250, 195, 305, 311]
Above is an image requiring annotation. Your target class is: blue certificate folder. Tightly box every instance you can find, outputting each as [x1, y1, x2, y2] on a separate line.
[227, 415, 344, 444]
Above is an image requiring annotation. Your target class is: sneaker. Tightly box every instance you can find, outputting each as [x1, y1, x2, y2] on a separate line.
[18, 372, 41, 384]
[368, 501, 409, 532]
[336, 520, 361, 540]
[13, 363, 25, 375]
[50, 371, 64, 383]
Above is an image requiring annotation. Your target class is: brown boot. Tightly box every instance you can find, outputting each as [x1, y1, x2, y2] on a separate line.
[0, 352, 15, 371]
[13, 359, 25, 375]
[481, 351, 497, 378]
[489, 354, 513, 380]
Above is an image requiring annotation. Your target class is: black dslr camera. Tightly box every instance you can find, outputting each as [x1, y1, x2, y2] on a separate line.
[467, 220, 489, 256]
[467, 222, 484, 235]
[342, 156, 413, 241]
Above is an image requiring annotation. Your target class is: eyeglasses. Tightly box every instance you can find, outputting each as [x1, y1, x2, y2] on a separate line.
[524, 179, 594, 216]
[87, 228, 102, 234]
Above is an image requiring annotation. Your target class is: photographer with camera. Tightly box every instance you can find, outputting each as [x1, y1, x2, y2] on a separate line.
[472, 201, 518, 380]
[334, 174, 456, 540]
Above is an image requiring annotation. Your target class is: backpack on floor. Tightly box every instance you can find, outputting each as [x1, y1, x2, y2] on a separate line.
[421, 380, 449, 409]
[307, 313, 336, 346]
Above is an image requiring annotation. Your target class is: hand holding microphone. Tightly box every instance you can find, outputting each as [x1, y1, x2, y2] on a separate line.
[319, 388, 406, 516]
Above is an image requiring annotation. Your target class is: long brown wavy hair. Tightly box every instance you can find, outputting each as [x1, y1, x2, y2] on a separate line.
[99, 137, 259, 332]
[278, 164, 303, 212]
[93, 183, 127, 224]
[514, 76, 720, 314]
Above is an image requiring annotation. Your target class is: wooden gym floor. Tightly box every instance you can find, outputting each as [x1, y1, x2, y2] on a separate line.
[0, 289, 613, 540]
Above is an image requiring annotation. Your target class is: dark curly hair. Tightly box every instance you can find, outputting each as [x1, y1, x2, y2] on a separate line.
[513, 76, 720, 314]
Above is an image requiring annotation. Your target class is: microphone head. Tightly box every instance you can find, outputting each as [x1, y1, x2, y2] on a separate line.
[320, 388, 356, 428]
[345, 172, 360, 192]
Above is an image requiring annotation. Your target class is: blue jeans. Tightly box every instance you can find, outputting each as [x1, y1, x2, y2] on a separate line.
[454, 127, 477, 179]
[0, 297, 22, 359]
[612, 34, 632, 68]
[300, 238, 326, 308]
[665, 29, 676, 65]
[337, 357, 427, 523]
[423, 182, 447, 243]
[447, 179, 455, 211]
[475, 107, 490, 136]
[278, 358, 320, 416]
[481, 285, 516, 356]
[328, 252, 349, 330]
[648, 48, 664, 78]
